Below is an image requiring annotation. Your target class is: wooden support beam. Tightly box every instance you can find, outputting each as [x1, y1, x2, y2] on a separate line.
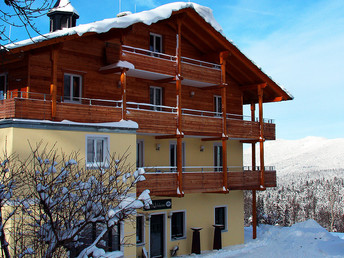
[155, 134, 183, 140]
[201, 136, 227, 142]
[220, 51, 229, 192]
[251, 102, 257, 239]
[200, 84, 226, 90]
[50, 47, 58, 119]
[240, 82, 267, 92]
[154, 76, 184, 84]
[240, 139, 259, 144]
[258, 85, 265, 188]
[176, 18, 184, 197]
[120, 68, 128, 120]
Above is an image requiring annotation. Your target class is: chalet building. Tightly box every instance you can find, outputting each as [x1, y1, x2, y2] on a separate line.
[0, 1, 292, 257]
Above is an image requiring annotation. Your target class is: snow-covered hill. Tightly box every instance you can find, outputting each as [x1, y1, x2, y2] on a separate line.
[244, 136, 344, 177]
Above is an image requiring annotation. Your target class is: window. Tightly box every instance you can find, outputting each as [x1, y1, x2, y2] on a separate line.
[0, 73, 7, 100]
[137, 140, 144, 168]
[150, 33, 162, 53]
[150, 86, 162, 111]
[64, 73, 82, 102]
[214, 143, 222, 172]
[136, 215, 144, 245]
[214, 95, 222, 116]
[171, 211, 186, 239]
[86, 135, 109, 168]
[215, 206, 227, 231]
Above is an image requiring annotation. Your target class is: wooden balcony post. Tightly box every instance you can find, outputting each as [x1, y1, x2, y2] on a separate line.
[120, 68, 128, 120]
[50, 47, 58, 119]
[258, 85, 265, 188]
[176, 18, 184, 197]
[251, 102, 257, 239]
[220, 51, 229, 192]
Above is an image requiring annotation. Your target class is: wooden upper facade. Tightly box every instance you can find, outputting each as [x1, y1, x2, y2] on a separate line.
[0, 4, 292, 196]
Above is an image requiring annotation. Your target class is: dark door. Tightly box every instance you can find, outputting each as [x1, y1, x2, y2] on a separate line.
[150, 214, 164, 258]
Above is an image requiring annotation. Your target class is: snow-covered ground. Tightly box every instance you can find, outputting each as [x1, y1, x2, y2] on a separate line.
[183, 220, 344, 257]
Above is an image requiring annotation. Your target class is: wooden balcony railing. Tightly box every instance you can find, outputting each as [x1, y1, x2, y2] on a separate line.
[136, 166, 277, 196]
[0, 93, 275, 139]
[121, 45, 221, 85]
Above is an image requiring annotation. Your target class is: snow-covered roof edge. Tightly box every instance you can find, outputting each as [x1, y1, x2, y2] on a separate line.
[5, 2, 222, 50]
[0, 118, 138, 130]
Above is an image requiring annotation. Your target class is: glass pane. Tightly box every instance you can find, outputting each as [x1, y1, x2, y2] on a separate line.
[136, 216, 143, 243]
[215, 207, 225, 229]
[150, 35, 154, 52]
[155, 36, 161, 53]
[0, 75, 5, 100]
[87, 138, 94, 163]
[172, 212, 184, 238]
[72, 76, 80, 101]
[64, 74, 71, 101]
[155, 88, 161, 106]
[96, 139, 104, 163]
[150, 87, 154, 106]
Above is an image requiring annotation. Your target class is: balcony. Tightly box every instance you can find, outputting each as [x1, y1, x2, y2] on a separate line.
[0, 92, 275, 140]
[136, 166, 277, 196]
[121, 45, 221, 87]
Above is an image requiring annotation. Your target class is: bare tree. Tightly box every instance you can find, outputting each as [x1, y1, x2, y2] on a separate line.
[1, 0, 54, 46]
[5, 142, 150, 257]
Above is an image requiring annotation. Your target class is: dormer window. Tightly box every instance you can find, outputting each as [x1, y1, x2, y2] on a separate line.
[150, 33, 162, 53]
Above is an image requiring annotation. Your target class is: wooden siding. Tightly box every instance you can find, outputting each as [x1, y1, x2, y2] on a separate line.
[137, 170, 277, 196]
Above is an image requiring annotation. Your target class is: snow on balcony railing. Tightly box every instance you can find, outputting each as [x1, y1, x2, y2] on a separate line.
[126, 101, 177, 113]
[122, 45, 175, 61]
[142, 166, 275, 174]
[122, 45, 221, 70]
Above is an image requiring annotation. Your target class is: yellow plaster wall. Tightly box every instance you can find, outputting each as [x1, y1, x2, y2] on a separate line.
[5, 127, 137, 257]
[0, 128, 14, 156]
[137, 192, 244, 257]
[137, 135, 243, 167]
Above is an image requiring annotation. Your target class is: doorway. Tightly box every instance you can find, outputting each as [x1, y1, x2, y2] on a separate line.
[150, 214, 165, 258]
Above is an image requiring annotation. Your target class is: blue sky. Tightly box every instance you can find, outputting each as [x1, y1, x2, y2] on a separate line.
[4, 0, 344, 140]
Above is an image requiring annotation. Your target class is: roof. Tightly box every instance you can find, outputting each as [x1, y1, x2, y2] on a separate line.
[3, 2, 293, 103]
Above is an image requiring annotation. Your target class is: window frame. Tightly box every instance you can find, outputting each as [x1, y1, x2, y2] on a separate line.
[214, 95, 222, 117]
[213, 143, 223, 172]
[136, 139, 145, 168]
[170, 210, 186, 241]
[169, 141, 186, 172]
[149, 32, 163, 53]
[64, 73, 82, 103]
[0, 73, 8, 100]
[150, 86, 163, 111]
[214, 205, 228, 232]
[85, 135, 110, 169]
[136, 215, 145, 245]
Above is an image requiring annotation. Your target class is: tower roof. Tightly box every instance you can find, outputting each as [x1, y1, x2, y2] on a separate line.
[48, 0, 79, 17]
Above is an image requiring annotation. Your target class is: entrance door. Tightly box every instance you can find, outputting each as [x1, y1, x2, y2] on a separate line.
[150, 214, 164, 258]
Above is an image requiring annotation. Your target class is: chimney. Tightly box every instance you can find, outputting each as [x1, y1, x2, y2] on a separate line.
[47, 0, 79, 32]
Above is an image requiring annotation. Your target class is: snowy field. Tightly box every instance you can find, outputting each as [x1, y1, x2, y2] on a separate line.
[183, 220, 344, 257]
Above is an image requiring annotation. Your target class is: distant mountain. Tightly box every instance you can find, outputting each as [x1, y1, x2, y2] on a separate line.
[243, 136, 344, 177]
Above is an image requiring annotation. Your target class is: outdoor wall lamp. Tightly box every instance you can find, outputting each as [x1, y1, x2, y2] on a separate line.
[168, 212, 173, 219]
[189, 91, 195, 97]
[200, 145, 205, 152]
[156, 143, 161, 151]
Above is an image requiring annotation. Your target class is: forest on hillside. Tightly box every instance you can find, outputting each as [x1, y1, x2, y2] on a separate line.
[244, 169, 344, 232]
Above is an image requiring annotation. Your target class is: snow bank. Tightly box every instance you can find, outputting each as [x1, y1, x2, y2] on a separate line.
[186, 220, 344, 257]
[5, 2, 222, 50]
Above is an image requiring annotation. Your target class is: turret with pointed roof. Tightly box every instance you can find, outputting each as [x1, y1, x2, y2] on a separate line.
[47, 0, 79, 32]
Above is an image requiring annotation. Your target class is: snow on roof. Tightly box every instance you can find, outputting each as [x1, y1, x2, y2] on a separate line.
[4, 119, 138, 130]
[5, 2, 222, 50]
[48, 0, 79, 16]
